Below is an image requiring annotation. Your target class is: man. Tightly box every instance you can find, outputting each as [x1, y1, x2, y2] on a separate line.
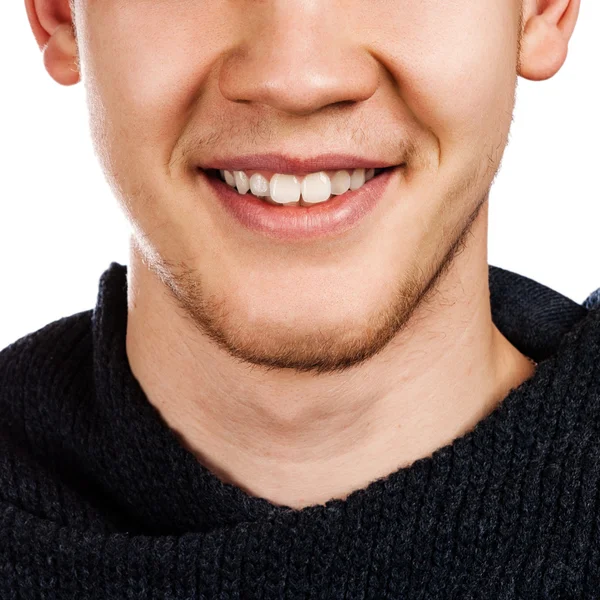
[1, 0, 597, 597]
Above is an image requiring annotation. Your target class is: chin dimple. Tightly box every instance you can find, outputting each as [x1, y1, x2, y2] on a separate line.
[214, 168, 387, 207]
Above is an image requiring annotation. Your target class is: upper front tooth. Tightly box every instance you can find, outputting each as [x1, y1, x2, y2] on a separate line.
[270, 174, 301, 205]
[301, 172, 331, 204]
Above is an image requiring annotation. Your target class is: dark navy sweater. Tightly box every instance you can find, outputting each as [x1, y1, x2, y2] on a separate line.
[1, 261, 600, 598]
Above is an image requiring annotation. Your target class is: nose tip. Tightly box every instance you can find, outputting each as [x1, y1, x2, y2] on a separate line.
[218, 25, 379, 117]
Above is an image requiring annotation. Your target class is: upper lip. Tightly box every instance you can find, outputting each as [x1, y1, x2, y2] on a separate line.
[197, 153, 402, 174]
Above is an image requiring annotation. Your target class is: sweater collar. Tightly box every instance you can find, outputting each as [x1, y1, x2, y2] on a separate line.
[89, 261, 592, 534]
[488, 265, 589, 361]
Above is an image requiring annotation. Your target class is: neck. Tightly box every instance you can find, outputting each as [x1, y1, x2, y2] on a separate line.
[125, 222, 536, 510]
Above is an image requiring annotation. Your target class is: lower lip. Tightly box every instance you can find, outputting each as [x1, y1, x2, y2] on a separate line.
[197, 166, 402, 242]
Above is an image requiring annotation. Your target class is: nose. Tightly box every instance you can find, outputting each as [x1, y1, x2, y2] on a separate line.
[218, 2, 379, 117]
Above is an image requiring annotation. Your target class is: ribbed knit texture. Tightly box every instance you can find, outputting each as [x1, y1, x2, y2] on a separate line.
[1, 261, 600, 599]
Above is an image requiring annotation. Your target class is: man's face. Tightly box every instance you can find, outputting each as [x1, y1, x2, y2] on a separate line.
[76, 0, 521, 374]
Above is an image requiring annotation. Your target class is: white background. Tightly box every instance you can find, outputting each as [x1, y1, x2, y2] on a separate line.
[1, 3, 598, 351]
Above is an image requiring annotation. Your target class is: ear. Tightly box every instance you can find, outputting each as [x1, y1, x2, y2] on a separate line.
[24, 0, 79, 85]
[518, 0, 581, 81]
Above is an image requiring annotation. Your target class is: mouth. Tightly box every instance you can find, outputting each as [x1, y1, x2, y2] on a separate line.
[202, 166, 398, 207]
[196, 163, 404, 242]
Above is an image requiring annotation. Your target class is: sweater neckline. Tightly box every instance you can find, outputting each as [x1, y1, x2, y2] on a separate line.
[90, 261, 593, 534]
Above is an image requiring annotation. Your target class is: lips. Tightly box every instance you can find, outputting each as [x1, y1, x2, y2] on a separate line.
[196, 163, 404, 242]
[197, 153, 401, 174]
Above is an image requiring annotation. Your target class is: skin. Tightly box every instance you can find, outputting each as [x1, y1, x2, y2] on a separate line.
[27, 0, 580, 509]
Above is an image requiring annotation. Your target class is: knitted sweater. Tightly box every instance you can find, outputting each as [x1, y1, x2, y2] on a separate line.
[1, 261, 600, 599]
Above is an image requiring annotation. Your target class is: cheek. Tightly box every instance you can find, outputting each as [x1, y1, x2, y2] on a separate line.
[373, 1, 519, 153]
[80, 2, 226, 177]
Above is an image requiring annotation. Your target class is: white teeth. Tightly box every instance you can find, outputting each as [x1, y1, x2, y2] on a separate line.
[349, 168, 366, 191]
[224, 170, 236, 187]
[270, 174, 301, 205]
[301, 172, 331, 205]
[233, 170, 250, 194]
[330, 170, 351, 195]
[220, 167, 385, 205]
[249, 173, 270, 196]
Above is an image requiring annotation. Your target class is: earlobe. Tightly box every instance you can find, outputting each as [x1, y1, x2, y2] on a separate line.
[517, 0, 581, 81]
[518, 17, 568, 81]
[42, 22, 80, 86]
[25, 0, 80, 86]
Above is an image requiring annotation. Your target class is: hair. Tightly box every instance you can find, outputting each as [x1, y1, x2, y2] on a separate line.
[516, 1, 525, 74]
[68, 0, 78, 45]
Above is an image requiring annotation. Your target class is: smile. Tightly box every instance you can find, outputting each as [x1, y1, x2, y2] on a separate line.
[210, 167, 392, 207]
[197, 163, 405, 242]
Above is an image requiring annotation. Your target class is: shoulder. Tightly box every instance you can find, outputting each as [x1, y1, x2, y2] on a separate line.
[0, 309, 94, 430]
[0, 308, 94, 376]
[0, 310, 113, 528]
